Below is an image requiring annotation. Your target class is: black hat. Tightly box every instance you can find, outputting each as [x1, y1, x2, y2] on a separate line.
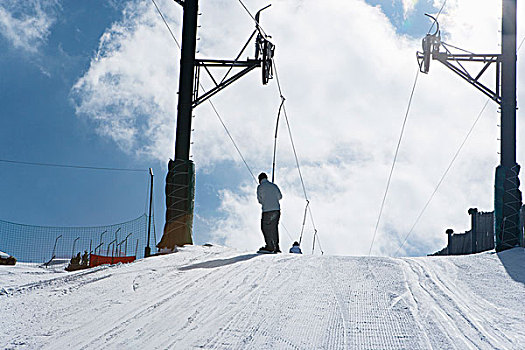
[258, 172, 268, 182]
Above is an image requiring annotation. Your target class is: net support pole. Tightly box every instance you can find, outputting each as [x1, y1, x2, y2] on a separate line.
[145, 168, 154, 257]
[495, 0, 522, 251]
[159, 0, 198, 250]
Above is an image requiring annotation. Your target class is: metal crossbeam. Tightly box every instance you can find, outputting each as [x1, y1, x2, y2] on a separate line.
[417, 48, 502, 104]
[434, 53, 500, 63]
[192, 61, 260, 108]
[434, 54, 502, 104]
[195, 59, 260, 67]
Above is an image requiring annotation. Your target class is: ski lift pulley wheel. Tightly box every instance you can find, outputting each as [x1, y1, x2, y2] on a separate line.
[262, 39, 275, 85]
[255, 31, 275, 85]
[417, 14, 441, 74]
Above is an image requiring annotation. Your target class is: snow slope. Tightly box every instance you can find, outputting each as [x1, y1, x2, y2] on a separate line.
[1, 246, 524, 349]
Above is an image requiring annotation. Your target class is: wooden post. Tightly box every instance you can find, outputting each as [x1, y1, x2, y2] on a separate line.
[468, 208, 478, 253]
[446, 229, 454, 255]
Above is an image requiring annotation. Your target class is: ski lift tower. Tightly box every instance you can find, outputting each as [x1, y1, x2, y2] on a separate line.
[417, 0, 522, 251]
[156, 0, 275, 251]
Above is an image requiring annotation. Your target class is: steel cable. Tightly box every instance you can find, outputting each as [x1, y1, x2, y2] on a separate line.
[236, 0, 269, 37]
[151, 0, 181, 49]
[428, 0, 448, 34]
[368, 69, 420, 256]
[0, 159, 146, 172]
[394, 100, 490, 256]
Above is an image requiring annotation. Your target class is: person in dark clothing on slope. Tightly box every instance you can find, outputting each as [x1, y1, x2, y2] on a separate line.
[81, 251, 89, 267]
[257, 172, 282, 253]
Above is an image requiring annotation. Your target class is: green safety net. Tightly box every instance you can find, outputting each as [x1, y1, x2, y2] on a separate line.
[158, 159, 195, 249]
[494, 164, 523, 251]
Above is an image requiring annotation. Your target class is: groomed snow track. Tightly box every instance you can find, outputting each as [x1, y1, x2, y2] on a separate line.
[1, 246, 524, 349]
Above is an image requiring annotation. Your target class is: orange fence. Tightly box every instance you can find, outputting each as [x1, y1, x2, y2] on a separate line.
[89, 254, 135, 267]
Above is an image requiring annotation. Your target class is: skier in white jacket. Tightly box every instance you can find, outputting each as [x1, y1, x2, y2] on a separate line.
[257, 172, 282, 253]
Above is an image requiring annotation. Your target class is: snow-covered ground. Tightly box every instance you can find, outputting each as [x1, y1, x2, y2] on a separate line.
[1, 245, 524, 349]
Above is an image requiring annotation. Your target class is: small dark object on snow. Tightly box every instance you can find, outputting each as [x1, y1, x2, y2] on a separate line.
[0, 251, 16, 265]
[257, 246, 276, 254]
[66, 252, 89, 272]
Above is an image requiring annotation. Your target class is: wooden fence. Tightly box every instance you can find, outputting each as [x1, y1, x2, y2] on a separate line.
[431, 206, 524, 256]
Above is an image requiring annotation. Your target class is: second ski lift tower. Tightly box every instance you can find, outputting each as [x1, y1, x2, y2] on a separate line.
[417, 0, 522, 251]
[156, 1, 275, 252]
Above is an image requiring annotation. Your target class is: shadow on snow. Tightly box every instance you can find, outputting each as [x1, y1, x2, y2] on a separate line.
[179, 254, 260, 271]
[496, 247, 525, 285]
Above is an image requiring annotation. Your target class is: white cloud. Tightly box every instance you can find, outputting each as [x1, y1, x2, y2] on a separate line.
[402, 0, 419, 18]
[72, 0, 524, 257]
[71, 0, 181, 161]
[0, 0, 58, 53]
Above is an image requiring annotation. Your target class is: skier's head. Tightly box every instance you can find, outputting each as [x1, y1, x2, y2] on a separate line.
[258, 172, 268, 183]
[293, 241, 299, 246]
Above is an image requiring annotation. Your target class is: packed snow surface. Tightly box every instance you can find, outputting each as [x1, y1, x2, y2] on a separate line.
[1, 245, 524, 349]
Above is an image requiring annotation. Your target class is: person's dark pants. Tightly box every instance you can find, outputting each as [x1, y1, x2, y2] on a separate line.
[261, 210, 280, 251]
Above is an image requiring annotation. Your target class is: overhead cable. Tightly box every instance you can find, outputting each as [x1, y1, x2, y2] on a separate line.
[0, 159, 146, 172]
[280, 222, 295, 242]
[202, 93, 258, 183]
[151, 0, 181, 48]
[428, 0, 448, 34]
[394, 100, 491, 256]
[518, 35, 525, 51]
[236, 0, 269, 37]
[368, 69, 420, 256]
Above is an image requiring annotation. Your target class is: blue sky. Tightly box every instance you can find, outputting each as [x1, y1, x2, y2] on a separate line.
[368, 0, 437, 34]
[2, 0, 521, 257]
[0, 2, 158, 228]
